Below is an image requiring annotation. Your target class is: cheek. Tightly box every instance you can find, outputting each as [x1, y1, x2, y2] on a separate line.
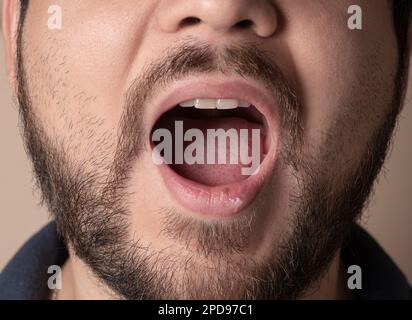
[23, 34, 121, 171]
[22, 1, 154, 168]
[284, 3, 398, 163]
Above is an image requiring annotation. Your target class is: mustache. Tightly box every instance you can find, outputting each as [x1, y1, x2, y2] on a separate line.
[116, 40, 303, 178]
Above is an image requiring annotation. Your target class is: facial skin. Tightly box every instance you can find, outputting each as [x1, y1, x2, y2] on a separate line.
[2, 0, 409, 299]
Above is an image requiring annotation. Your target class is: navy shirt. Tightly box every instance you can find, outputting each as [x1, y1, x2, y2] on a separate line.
[0, 222, 410, 300]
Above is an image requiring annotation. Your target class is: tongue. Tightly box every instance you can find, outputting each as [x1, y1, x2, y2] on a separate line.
[156, 116, 265, 186]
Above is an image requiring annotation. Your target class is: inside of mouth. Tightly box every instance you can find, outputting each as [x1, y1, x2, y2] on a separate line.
[152, 105, 268, 186]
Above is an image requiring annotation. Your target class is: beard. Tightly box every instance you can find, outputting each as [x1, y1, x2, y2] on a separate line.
[16, 36, 405, 299]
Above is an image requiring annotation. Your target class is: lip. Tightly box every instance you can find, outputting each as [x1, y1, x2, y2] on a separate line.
[148, 77, 280, 217]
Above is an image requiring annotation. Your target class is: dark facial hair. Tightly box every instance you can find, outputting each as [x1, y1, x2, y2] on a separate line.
[16, 34, 404, 299]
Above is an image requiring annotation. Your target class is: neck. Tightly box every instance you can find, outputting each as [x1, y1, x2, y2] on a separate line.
[54, 254, 113, 300]
[301, 251, 352, 300]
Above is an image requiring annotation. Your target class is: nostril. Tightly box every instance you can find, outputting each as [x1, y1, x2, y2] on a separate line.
[236, 19, 254, 29]
[179, 16, 202, 28]
[159, 0, 278, 37]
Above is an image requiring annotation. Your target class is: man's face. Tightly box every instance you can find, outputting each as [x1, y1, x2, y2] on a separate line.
[11, 0, 402, 299]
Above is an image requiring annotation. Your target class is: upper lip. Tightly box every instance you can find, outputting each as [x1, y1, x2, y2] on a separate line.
[146, 76, 279, 146]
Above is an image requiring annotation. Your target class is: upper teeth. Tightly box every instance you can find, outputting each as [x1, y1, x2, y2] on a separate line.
[179, 99, 251, 110]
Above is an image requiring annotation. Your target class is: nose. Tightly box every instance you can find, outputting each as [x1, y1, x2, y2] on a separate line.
[157, 0, 278, 38]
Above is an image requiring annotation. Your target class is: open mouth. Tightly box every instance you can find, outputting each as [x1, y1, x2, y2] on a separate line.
[148, 81, 279, 217]
[152, 99, 269, 186]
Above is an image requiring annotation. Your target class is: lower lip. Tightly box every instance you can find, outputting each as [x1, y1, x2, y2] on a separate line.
[157, 148, 277, 217]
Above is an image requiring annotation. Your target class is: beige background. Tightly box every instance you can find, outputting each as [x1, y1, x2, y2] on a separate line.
[0, 2, 411, 283]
